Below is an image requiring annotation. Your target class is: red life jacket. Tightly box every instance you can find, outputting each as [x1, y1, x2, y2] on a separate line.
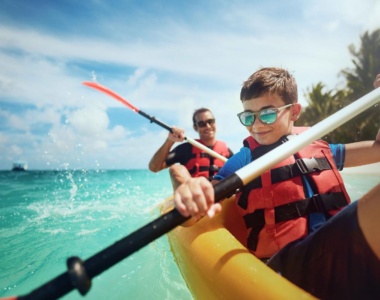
[185, 140, 230, 180]
[235, 127, 351, 258]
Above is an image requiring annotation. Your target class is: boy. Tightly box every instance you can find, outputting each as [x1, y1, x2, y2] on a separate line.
[172, 68, 380, 299]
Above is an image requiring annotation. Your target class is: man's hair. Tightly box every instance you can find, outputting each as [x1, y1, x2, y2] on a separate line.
[240, 67, 298, 104]
[192, 108, 213, 125]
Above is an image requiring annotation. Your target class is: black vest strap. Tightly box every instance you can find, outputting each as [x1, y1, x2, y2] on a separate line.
[245, 210, 264, 251]
[188, 165, 197, 175]
[237, 157, 332, 209]
[199, 166, 211, 172]
[199, 165, 220, 173]
[274, 192, 347, 222]
[189, 152, 211, 159]
[244, 192, 347, 251]
[192, 162, 220, 181]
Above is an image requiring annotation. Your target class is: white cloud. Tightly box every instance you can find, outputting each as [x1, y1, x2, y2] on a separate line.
[305, 0, 376, 26]
[68, 106, 109, 137]
[8, 113, 30, 131]
[126, 68, 147, 87]
[11, 144, 23, 156]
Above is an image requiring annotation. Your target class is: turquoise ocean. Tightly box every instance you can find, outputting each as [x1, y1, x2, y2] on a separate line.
[1, 169, 379, 299]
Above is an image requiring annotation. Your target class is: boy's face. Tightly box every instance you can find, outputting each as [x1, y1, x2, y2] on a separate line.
[242, 93, 301, 145]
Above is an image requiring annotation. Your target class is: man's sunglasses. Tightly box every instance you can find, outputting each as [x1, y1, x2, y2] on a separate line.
[237, 104, 293, 126]
[195, 118, 215, 128]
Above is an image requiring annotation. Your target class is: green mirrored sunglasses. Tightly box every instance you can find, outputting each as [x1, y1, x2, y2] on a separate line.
[237, 104, 293, 126]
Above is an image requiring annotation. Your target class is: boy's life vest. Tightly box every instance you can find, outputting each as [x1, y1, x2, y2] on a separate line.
[235, 127, 351, 258]
[185, 140, 230, 180]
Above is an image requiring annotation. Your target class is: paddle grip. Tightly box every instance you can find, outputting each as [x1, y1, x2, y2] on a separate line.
[213, 173, 244, 202]
[138, 110, 173, 133]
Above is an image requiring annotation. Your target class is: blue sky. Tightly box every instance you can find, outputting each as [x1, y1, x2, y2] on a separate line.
[0, 0, 379, 170]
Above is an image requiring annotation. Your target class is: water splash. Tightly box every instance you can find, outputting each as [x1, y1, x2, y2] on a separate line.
[66, 171, 78, 210]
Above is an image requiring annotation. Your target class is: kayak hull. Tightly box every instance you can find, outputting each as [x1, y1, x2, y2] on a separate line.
[163, 196, 316, 300]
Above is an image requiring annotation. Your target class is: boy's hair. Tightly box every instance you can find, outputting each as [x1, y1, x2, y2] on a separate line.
[240, 67, 298, 104]
[192, 108, 213, 125]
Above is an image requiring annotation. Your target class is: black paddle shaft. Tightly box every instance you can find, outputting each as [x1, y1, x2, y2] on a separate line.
[17, 174, 243, 300]
[138, 110, 173, 133]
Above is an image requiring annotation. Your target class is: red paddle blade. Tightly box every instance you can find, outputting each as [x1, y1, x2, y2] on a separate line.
[83, 81, 140, 113]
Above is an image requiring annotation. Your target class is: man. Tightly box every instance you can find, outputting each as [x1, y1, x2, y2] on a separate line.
[149, 108, 233, 187]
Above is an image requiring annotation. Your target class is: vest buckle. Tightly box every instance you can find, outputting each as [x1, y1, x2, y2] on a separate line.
[295, 157, 329, 174]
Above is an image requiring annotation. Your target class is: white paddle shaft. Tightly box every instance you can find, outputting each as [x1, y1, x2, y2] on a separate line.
[186, 137, 228, 162]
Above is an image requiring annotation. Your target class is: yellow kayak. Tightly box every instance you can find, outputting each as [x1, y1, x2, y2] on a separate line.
[162, 196, 316, 300]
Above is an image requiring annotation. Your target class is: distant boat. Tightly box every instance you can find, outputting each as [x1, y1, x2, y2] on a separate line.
[12, 161, 28, 171]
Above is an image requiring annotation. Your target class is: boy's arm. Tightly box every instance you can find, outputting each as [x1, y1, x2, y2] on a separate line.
[345, 75, 380, 167]
[374, 74, 380, 88]
[172, 150, 248, 219]
[344, 133, 380, 167]
[173, 176, 221, 220]
[169, 164, 192, 189]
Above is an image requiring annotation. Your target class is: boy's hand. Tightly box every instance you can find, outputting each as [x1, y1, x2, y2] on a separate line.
[375, 75, 380, 141]
[174, 177, 221, 220]
[374, 74, 380, 89]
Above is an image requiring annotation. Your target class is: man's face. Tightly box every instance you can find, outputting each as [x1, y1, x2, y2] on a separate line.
[193, 111, 216, 142]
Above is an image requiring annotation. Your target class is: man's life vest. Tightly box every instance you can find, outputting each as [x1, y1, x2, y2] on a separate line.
[235, 128, 351, 258]
[185, 140, 230, 180]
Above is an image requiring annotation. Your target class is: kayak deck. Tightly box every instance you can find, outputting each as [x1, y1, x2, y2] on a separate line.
[163, 196, 316, 300]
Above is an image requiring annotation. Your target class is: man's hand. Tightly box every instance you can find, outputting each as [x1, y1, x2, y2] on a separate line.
[168, 126, 185, 142]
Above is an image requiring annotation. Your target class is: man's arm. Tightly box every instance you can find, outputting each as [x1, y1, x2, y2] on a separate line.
[149, 138, 175, 172]
[148, 126, 184, 172]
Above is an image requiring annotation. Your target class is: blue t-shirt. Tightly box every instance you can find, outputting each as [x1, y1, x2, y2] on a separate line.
[214, 143, 345, 233]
